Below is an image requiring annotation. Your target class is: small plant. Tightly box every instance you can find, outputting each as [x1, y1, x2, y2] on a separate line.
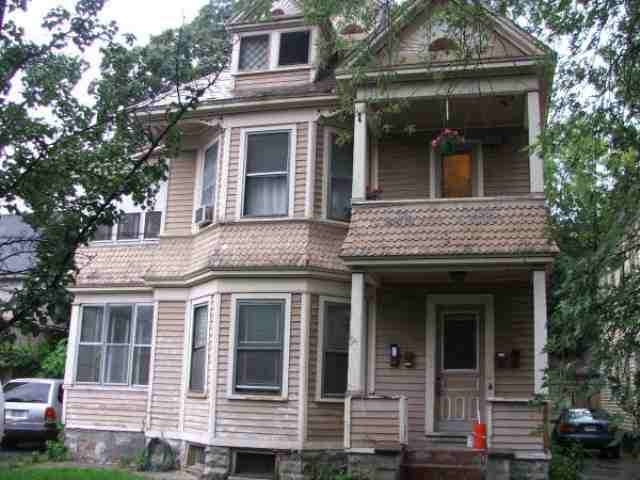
[45, 421, 70, 462]
[548, 443, 585, 480]
[431, 128, 464, 155]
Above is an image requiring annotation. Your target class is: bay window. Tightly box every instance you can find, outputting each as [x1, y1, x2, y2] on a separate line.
[233, 299, 285, 395]
[76, 304, 154, 386]
[242, 130, 291, 217]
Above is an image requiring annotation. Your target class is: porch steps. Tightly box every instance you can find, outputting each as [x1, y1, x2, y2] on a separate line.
[401, 449, 484, 480]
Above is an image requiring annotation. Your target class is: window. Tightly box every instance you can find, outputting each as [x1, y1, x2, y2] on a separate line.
[243, 131, 290, 217]
[328, 134, 353, 221]
[442, 313, 477, 371]
[234, 300, 285, 394]
[76, 304, 154, 386]
[201, 143, 218, 208]
[144, 211, 162, 239]
[4, 382, 51, 404]
[234, 452, 276, 477]
[189, 304, 208, 393]
[186, 445, 206, 467]
[441, 152, 472, 198]
[117, 213, 141, 240]
[239, 35, 269, 71]
[94, 224, 113, 241]
[278, 31, 310, 66]
[321, 301, 350, 398]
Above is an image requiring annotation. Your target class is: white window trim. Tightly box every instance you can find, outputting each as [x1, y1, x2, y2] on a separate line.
[90, 206, 166, 245]
[233, 28, 315, 75]
[75, 303, 154, 389]
[236, 125, 297, 220]
[226, 293, 291, 401]
[321, 127, 352, 223]
[316, 295, 350, 403]
[429, 142, 484, 199]
[184, 297, 212, 395]
[193, 136, 222, 225]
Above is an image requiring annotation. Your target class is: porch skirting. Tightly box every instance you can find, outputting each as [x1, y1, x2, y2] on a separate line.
[64, 428, 146, 465]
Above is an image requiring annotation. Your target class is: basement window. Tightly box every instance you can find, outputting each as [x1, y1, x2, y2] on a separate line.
[186, 444, 206, 467]
[278, 31, 310, 66]
[234, 451, 276, 478]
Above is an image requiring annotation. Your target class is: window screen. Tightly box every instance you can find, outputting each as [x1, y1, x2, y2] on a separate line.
[442, 153, 472, 198]
[442, 313, 477, 370]
[77, 306, 104, 383]
[144, 211, 162, 239]
[117, 213, 141, 240]
[239, 35, 269, 71]
[201, 143, 218, 208]
[104, 305, 132, 384]
[278, 31, 310, 66]
[322, 302, 350, 397]
[243, 132, 290, 217]
[328, 134, 353, 221]
[190, 305, 209, 392]
[235, 300, 284, 393]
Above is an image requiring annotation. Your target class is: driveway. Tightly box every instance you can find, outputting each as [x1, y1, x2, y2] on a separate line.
[581, 455, 640, 480]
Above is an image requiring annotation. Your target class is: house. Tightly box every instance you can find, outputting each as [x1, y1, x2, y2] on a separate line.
[61, 1, 558, 478]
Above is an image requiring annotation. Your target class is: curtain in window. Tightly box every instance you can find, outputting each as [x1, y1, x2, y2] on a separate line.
[189, 305, 208, 392]
[77, 306, 104, 383]
[104, 305, 132, 384]
[201, 144, 218, 207]
[322, 302, 350, 397]
[244, 132, 289, 216]
[235, 301, 284, 392]
[328, 134, 353, 221]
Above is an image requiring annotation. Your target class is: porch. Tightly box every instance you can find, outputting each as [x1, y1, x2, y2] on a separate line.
[341, 269, 551, 459]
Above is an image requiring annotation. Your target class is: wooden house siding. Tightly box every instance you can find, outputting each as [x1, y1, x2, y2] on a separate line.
[490, 401, 544, 451]
[349, 397, 402, 449]
[225, 128, 242, 219]
[214, 293, 300, 443]
[150, 301, 186, 432]
[234, 69, 310, 91]
[483, 132, 530, 197]
[314, 126, 325, 217]
[65, 388, 147, 431]
[294, 122, 308, 217]
[165, 151, 196, 236]
[377, 136, 430, 200]
[306, 295, 344, 444]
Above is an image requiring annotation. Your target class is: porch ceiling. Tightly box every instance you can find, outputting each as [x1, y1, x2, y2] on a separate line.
[377, 269, 532, 285]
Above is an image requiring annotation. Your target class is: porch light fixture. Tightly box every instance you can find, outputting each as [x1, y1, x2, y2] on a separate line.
[449, 271, 467, 284]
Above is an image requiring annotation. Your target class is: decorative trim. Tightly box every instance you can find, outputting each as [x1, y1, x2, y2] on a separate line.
[298, 292, 311, 447]
[208, 293, 221, 441]
[226, 293, 291, 401]
[145, 300, 160, 430]
[366, 293, 377, 395]
[305, 121, 317, 218]
[344, 395, 352, 449]
[533, 270, 547, 394]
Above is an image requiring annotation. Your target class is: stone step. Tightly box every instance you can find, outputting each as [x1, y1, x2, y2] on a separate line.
[400, 463, 483, 480]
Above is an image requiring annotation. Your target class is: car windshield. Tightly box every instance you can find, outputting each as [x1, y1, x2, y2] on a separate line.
[3, 382, 51, 403]
[566, 409, 608, 421]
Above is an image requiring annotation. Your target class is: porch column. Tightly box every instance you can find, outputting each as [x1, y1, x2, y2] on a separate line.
[352, 102, 368, 201]
[533, 270, 548, 394]
[527, 91, 544, 193]
[348, 272, 367, 394]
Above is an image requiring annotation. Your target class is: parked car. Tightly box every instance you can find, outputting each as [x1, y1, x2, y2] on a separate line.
[553, 408, 620, 458]
[2, 378, 63, 447]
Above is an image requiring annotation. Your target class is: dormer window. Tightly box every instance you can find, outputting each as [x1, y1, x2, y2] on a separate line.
[239, 34, 269, 71]
[278, 31, 310, 66]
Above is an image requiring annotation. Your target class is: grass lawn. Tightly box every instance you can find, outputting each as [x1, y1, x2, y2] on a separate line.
[0, 467, 145, 479]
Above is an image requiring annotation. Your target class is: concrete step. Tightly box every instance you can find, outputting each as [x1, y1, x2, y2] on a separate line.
[401, 463, 483, 480]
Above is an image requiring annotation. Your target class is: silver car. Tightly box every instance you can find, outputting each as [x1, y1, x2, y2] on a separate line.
[2, 378, 63, 446]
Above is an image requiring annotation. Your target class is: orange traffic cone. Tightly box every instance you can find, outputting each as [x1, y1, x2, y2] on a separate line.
[472, 422, 487, 450]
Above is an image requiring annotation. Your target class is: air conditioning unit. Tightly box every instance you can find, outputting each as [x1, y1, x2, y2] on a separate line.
[194, 206, 214, 226]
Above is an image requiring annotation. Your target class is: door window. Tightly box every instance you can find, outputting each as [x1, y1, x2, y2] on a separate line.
[442, 313, 477, 370]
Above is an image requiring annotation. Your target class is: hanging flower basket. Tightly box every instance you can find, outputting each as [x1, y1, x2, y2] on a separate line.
[431, 128, 464, 156]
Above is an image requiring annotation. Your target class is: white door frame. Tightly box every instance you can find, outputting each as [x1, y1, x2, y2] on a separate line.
[425, 294, 495, 436]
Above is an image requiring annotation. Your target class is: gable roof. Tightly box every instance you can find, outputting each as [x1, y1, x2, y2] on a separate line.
[340, 0, 552, 71]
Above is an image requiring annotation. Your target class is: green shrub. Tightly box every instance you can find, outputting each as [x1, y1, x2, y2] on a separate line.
[549, 443, 585, 480]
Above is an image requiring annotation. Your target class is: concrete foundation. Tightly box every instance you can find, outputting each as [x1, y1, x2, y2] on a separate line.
[65, 429, 146, 465]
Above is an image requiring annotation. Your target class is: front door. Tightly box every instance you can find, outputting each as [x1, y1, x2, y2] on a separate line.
[435, 309, 482, 434]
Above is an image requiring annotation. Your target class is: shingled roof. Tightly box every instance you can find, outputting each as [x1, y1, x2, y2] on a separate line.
[341, 198, 559, 261]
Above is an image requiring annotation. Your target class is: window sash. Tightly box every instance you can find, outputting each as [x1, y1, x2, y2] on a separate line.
[278, 30, 310, 66]
[239, 35, 269, 71]
[234, 300, 285, 393]
[189, 305, 208, 392]
[321, 301, 350, 398]
[117, 213, 141, 240]
[201, 143, 218, 208]
[76, 304, 154, 386]
[327, 134, 353, 221]
[143, 211, 162, 239]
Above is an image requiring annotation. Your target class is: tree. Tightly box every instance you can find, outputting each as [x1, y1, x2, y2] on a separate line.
[0, 0, 233, 342]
